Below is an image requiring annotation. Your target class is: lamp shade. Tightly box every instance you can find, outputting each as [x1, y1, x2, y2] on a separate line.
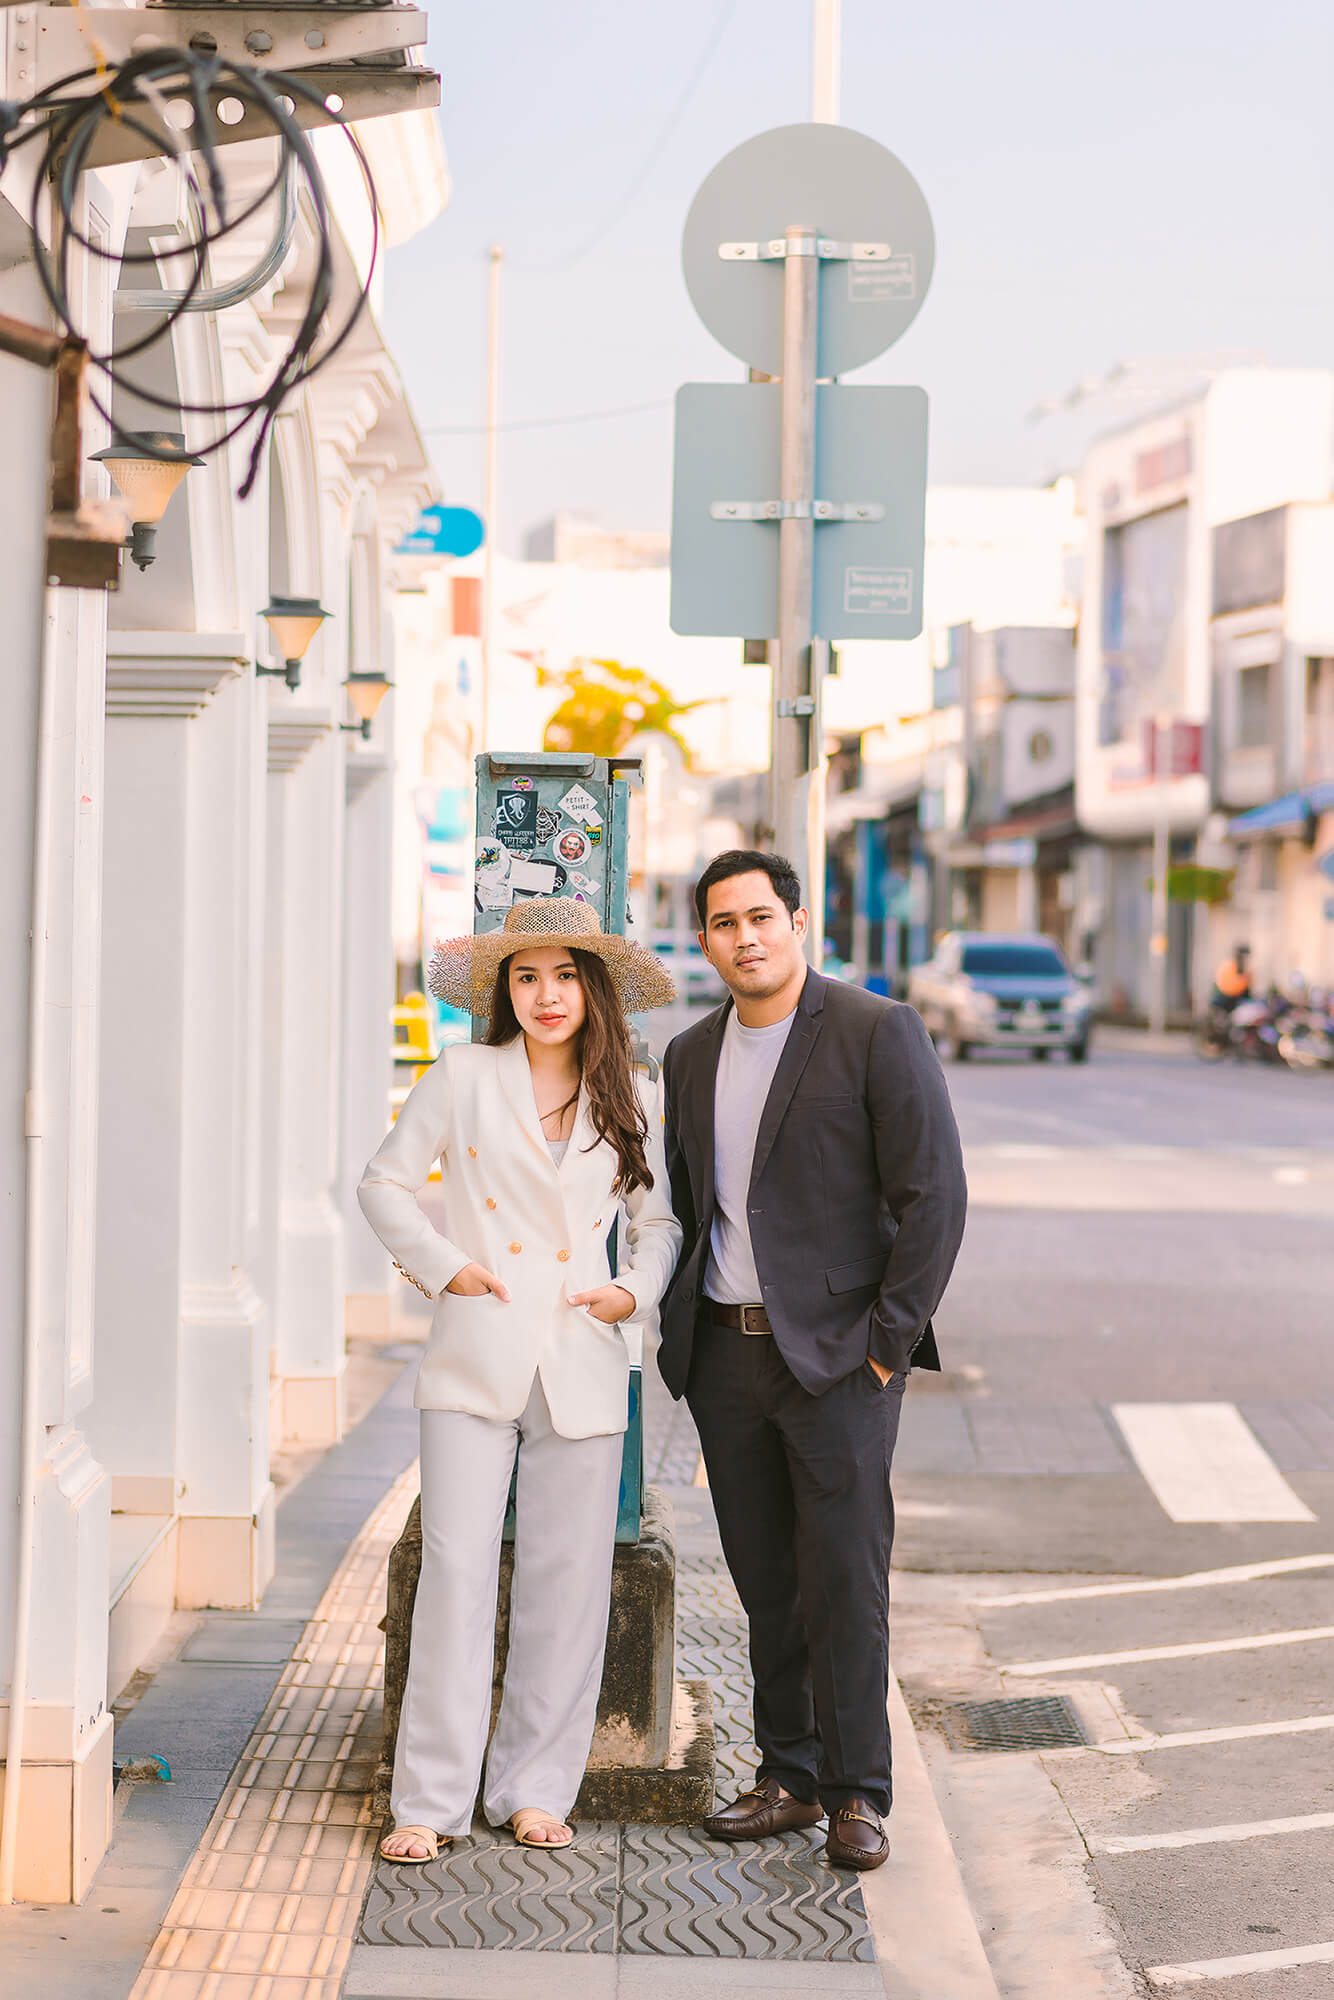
[260, 596, 331, 664]
[90, 430, 203, 525]
[344, 671, 392, 725]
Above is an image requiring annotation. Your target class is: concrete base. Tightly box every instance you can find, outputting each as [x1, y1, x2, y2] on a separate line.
[346, 1292, 392, 1336]
[280, 1371, 345, 1445]
[377, 1483, 716, 1823]
[175, 1482, 276, 1610]
[0, 1710, 114, 1904]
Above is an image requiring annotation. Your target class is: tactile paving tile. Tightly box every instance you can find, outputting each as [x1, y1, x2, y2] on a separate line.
[359, 1824, 618, 1950]
[619, 1824, 872, 1960]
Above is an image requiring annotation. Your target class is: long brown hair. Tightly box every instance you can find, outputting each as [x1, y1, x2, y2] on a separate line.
[483, 947, 652, 1196]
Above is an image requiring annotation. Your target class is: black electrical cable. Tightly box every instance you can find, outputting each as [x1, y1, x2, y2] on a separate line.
[0, 48, 381, 498]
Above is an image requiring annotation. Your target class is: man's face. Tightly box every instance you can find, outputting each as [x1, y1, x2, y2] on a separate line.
[699, 871, 808, 1000]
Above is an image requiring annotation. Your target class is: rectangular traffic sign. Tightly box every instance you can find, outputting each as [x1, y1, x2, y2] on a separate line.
[670, 382, 928, 641]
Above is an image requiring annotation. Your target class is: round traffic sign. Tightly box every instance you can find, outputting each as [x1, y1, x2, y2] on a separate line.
[682, 123, 934, 378]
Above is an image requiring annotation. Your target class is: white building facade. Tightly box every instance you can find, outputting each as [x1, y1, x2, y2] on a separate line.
[0, 79, 445, 1900]
[1072, 370, 1334, 1016]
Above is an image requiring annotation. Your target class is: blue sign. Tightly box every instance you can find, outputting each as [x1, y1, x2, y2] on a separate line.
[398, 504, 485, 558]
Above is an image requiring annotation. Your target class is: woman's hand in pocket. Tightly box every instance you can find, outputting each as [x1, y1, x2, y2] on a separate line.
[446, 1262, 511, 1302]
[568, 1283, 636, 1325]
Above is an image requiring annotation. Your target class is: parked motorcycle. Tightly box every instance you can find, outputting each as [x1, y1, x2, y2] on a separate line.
[1194, 982, 1334, 1072]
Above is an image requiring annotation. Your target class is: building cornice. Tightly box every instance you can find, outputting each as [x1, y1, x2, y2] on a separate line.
[267, 708, 333, 773]
[105, 630, 248, 720]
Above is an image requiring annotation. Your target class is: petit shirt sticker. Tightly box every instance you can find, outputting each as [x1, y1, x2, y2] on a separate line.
[554, 825, 591, 867]
[558, 783, 600, 825]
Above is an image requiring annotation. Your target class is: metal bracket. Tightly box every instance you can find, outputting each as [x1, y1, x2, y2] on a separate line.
[717, 238, 890, 262]
[77, 65, 439, 168]
[710, 499, 884, 522]
[775, 697, 816, 718]
[32, 6, 427, 90]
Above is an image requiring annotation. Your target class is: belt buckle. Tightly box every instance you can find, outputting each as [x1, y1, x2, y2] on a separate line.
[740, 1303, 765, 1333]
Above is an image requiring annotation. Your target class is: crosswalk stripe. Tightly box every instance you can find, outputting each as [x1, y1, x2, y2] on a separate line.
[1006, 1624, 1334, 1676]
[1058, 1713, 1334, 1757]
[1093, 1809, 1334, 1854]
[1111, 1402, 1316, 1523]
[982, 1552, 1334, 1609]
[1148, 1940, 1334, 1988]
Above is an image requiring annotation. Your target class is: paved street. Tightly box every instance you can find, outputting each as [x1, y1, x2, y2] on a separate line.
[888, 1031, 1334, 1998]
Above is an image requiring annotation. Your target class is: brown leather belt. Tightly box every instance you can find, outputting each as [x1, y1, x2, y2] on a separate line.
[702, 1299, 772, 1334]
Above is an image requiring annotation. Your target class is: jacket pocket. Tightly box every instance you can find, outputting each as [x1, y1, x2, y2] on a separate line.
[826, 1253, 887, 1294]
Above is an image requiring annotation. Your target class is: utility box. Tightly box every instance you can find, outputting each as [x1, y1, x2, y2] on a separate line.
[473, 749, 648, 1544]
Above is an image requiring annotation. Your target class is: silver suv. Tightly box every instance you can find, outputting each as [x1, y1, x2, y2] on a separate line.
[908, 933, 1091, 1062]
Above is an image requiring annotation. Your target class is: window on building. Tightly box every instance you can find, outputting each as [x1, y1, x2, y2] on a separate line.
[1236, 661, 1271, 749]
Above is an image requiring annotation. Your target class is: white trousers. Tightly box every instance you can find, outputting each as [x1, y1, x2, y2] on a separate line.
[391, 1376, 623, 1837]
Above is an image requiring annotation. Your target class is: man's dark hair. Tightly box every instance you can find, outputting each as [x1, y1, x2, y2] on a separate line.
[694, 849, 802, 929]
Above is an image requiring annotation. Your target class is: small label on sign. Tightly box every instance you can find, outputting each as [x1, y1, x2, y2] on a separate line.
[558, 784, 601, 825]
[848, 253, 915, 303]
[844, 567, 913, 616]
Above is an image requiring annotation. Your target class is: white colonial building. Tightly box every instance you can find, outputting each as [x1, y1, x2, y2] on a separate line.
[0, 73, 446, 1900]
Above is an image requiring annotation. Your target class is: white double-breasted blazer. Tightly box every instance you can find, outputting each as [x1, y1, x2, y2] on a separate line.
[357, 1036, 682, 1438]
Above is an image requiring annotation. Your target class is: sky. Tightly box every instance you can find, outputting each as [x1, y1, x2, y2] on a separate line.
[381, 0, 1334, 554]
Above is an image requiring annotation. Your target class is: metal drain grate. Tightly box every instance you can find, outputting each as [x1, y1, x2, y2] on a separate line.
[937, 1695, 1089, 1753]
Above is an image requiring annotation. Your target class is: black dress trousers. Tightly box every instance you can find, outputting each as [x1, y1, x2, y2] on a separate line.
[686, 1317, 906, 1818]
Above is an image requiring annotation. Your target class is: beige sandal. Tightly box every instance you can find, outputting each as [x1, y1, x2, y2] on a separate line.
[379, 1824, 446, 1864]
[509, 1807, 574, 1849]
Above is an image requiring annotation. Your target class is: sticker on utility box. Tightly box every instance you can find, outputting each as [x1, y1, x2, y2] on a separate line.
[843, 567, 913, 616]
[554, 825, 591, 867]
[508, 858, 560, 895]
[493, 788, 538, 851]
[848, 253, 915, 303]
[557, 784, 602, 827]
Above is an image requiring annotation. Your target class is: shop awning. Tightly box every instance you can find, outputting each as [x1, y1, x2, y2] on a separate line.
[1227, 781, 1334, 838]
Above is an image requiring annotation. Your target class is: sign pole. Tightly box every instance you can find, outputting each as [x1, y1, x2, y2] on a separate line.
[812, 0, 841, 123]
[772, 225, 821, 957]
[480, 242, 503, 752]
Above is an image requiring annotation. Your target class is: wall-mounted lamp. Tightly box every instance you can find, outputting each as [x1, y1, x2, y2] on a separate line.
[255, 596, 332, 691]
[340, 670, 393, 741]
[89, 430, 203, 570]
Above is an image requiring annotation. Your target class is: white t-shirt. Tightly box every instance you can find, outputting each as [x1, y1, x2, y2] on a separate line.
[704, 1008, 796, 1305]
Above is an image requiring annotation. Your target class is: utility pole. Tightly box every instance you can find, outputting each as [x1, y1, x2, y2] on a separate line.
[1148, 717, 1171, 1034]
[480, 242, 503, 751]
[768, 0, 841, 958]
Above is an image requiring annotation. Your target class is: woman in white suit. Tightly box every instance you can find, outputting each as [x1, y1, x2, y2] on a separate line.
[359, 898, 681, 1863]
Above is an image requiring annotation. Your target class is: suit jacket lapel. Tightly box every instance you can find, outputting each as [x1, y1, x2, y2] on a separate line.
[693, 1000, 730, 1224]
[748, 969, 825, 1191]
[496, 1035, 554, 1168]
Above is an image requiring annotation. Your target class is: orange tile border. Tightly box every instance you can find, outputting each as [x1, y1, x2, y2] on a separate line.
[128, 1468, 417, 2000]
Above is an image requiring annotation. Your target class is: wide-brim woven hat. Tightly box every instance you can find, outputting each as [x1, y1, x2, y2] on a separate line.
[429, 897, 677, 1017]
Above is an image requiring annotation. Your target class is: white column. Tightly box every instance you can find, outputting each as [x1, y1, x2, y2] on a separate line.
[0, 271, 114, 1901]
[86, 633, 274, 1614]
[340, 752, 395, 1333]
[263, 715, 349, 1443]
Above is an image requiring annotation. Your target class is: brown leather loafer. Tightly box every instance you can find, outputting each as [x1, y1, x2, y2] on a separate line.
[826, 1798, 889, 1870]
[702, 1775, 823, 1840]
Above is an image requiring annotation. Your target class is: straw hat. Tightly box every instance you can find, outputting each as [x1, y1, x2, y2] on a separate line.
[429, 897, 677, 1017]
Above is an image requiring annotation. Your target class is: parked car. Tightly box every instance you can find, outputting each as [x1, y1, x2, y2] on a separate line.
[907, 932, 1092, 1061]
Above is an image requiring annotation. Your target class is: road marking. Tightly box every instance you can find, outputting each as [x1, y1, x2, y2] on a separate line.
[1111, 1402, 1316, 1522]
[1274, 1165, 1309, 1184]
[1060, 1713, 1334, 1757]
[1093, 1810, 1334, 1854]
[982, 1552, 1334, 1608]
[1006, 1624, 1334, 1676]
[1147, 1940, 1334, 1988]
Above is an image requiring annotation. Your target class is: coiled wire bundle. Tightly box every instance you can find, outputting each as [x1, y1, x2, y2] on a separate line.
[0, 47, 379, 495]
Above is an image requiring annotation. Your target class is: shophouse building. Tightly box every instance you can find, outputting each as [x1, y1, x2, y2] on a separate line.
[0, 58, 446, 1900]
[1072, 369, 1333, 1018]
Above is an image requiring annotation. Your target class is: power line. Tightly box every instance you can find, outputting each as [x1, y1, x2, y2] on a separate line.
[423, 396, 673, 436]
[515, 0, 738, 274]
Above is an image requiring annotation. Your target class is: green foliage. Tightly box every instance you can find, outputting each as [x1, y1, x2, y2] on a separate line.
[542, 657, 706, 762]
[1167, 864, 1234, 905]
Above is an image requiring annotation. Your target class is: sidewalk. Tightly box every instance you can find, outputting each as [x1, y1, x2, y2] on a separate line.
[1, 1354, 1001, 2000]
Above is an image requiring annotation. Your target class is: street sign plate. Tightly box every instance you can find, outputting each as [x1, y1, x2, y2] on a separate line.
[682, 123, 935, 378]
[670, 383, 927, 641]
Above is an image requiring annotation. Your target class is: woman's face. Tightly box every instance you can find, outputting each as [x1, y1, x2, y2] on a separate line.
[507, 947, 587, 1048]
